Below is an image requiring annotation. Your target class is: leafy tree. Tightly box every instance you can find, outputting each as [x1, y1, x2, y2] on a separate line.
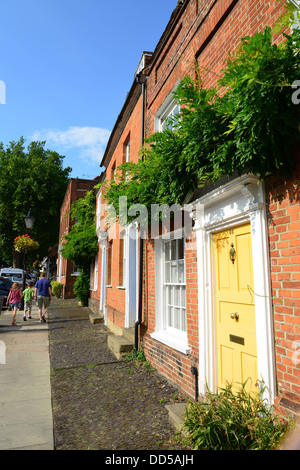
[0, 137, 71, 266]
[61, 188, 98, 305]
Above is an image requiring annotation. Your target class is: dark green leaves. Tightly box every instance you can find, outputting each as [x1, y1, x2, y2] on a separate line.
[61, 189, 98, 271]
[105, 27, 300, 218]
[0, 137, 71, 264]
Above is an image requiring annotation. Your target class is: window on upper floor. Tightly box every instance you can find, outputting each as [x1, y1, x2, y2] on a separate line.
[111, 162, 116, 180]
[158, 100, 181, 132]
[155, 83, 181, 133]
[107, 240, 113, 286]
[125, 138, 130, 163]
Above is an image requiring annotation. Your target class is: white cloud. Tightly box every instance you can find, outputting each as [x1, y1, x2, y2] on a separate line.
[31, 126, 111, 165]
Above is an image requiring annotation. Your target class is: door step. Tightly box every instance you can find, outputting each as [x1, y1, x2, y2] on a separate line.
[107, 331, 134, 360]
[165, 403, 187, 436]
[89, 312, 104, 324]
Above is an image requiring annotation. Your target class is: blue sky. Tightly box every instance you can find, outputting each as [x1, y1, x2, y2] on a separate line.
[0, 0, 177, 178]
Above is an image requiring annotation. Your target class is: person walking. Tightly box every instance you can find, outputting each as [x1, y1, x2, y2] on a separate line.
[6, 282, 23, 326]
[34, 272, 52, 322]
[23, 281, 35, 320]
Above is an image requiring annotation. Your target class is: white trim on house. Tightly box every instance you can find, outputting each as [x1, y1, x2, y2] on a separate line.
[192, 174, 276, 404]
[154, 80, 180, 132]
[152, 229, 191, 355]
[124, 224, 138, 328]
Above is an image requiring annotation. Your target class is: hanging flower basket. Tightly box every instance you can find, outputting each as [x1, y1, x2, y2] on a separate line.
[14, 234, 40, 253]
[32, 260, 42, 269]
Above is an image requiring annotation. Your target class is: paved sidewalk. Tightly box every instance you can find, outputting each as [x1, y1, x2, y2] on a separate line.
[0, 303, 53, 450]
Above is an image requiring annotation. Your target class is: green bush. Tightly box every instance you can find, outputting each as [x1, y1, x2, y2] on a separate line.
[51, 281, 63, 298]
[73, 270, 90, 306]
[183, 382, 294, 450]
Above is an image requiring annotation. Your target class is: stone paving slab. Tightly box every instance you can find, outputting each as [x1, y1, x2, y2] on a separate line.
[0, 305, 53, 450]
[0, 298, 190, 451]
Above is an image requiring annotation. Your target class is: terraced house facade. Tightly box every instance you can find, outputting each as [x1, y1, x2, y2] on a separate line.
[78, 0, 300, 421]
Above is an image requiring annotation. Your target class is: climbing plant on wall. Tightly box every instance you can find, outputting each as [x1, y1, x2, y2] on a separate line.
[104, 24, 300, 220]
[61, 188, 98, 305]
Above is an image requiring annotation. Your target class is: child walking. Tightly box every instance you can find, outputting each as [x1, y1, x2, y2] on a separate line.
[6, 282, 23, 326]
[23, 281, 35, 320]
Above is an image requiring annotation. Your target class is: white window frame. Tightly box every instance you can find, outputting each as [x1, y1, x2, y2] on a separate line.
[125, 139, 130, 163]
[158, 101, 180, 132]
[151, 230, 190, 355]
[163, 238, 186, 336]
[117, 236, 126, 289]
[154, 81, 180, 133]
[93, 253, 98, 291]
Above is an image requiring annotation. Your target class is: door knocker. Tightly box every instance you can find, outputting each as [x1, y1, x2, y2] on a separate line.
[229, 243, 236, 264]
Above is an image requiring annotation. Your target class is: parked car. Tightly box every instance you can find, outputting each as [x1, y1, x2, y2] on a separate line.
[0, 276, 13, 310]
[0, 268, 33, 287]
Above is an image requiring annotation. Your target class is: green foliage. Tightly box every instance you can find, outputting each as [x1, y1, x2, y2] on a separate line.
[73, 269, 90, 306]
[218, 27, 300, 178]
[0, 138, 71, 264]
[61, 189, 98, 271]
[125, 349, 147, 363]
[105, 27, 300, 218]
[61, 188, 98, 305]
[274, 0, 300, 33]
[183, 382, 295, 450]
[51, 281, 63, 298]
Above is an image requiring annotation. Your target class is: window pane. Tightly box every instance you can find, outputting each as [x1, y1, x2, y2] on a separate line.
[165, 262, 170, 283]
[168, 286, 172, 305]
[165, 241, 170, 261]
[171, 261, 177, 283]
[181, 286, 186, 308]
[163, 237, 186, 334]
[174, 286, 180, 306]
[178, 260, 184, 283]
[174, 308, 180, 329]
[171, 240, 177, 260]
[178, 239, 184, 260]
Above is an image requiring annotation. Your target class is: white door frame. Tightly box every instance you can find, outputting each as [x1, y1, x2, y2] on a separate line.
[98, 231, 108, 323]
[192, 174, 276, 404]
[124, 224, 138, 328]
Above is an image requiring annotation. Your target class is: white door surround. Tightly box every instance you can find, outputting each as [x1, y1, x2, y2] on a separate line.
[191, 174, 276, 404]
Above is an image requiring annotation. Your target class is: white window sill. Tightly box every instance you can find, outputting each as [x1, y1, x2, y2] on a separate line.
[117, 286, 125, 290]
[150, 330, 191, 355]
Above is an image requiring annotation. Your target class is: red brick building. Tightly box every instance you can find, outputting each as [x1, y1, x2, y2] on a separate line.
[57, 177, 99, 298]
[89, 53, 152, 335]
[87, 0, 300, 421]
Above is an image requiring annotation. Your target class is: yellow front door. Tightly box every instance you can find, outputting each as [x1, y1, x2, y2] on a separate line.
[213, 223, 258, 393]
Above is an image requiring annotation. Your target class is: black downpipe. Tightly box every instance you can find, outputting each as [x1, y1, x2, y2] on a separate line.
[191, 367, 199, 401]
[135, 75, 146, 354]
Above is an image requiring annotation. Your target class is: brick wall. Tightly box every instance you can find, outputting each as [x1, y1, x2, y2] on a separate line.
[142, 0, 291, 402]
[57, 178, 98, 298]
[102, 89, 143, 329]
[266, 155, 300, 420]
[143, 233, 200, 400]
[145, 0, 286, 137]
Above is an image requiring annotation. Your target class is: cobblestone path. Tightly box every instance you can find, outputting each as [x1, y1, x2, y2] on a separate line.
[48, 298, 190, 450]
